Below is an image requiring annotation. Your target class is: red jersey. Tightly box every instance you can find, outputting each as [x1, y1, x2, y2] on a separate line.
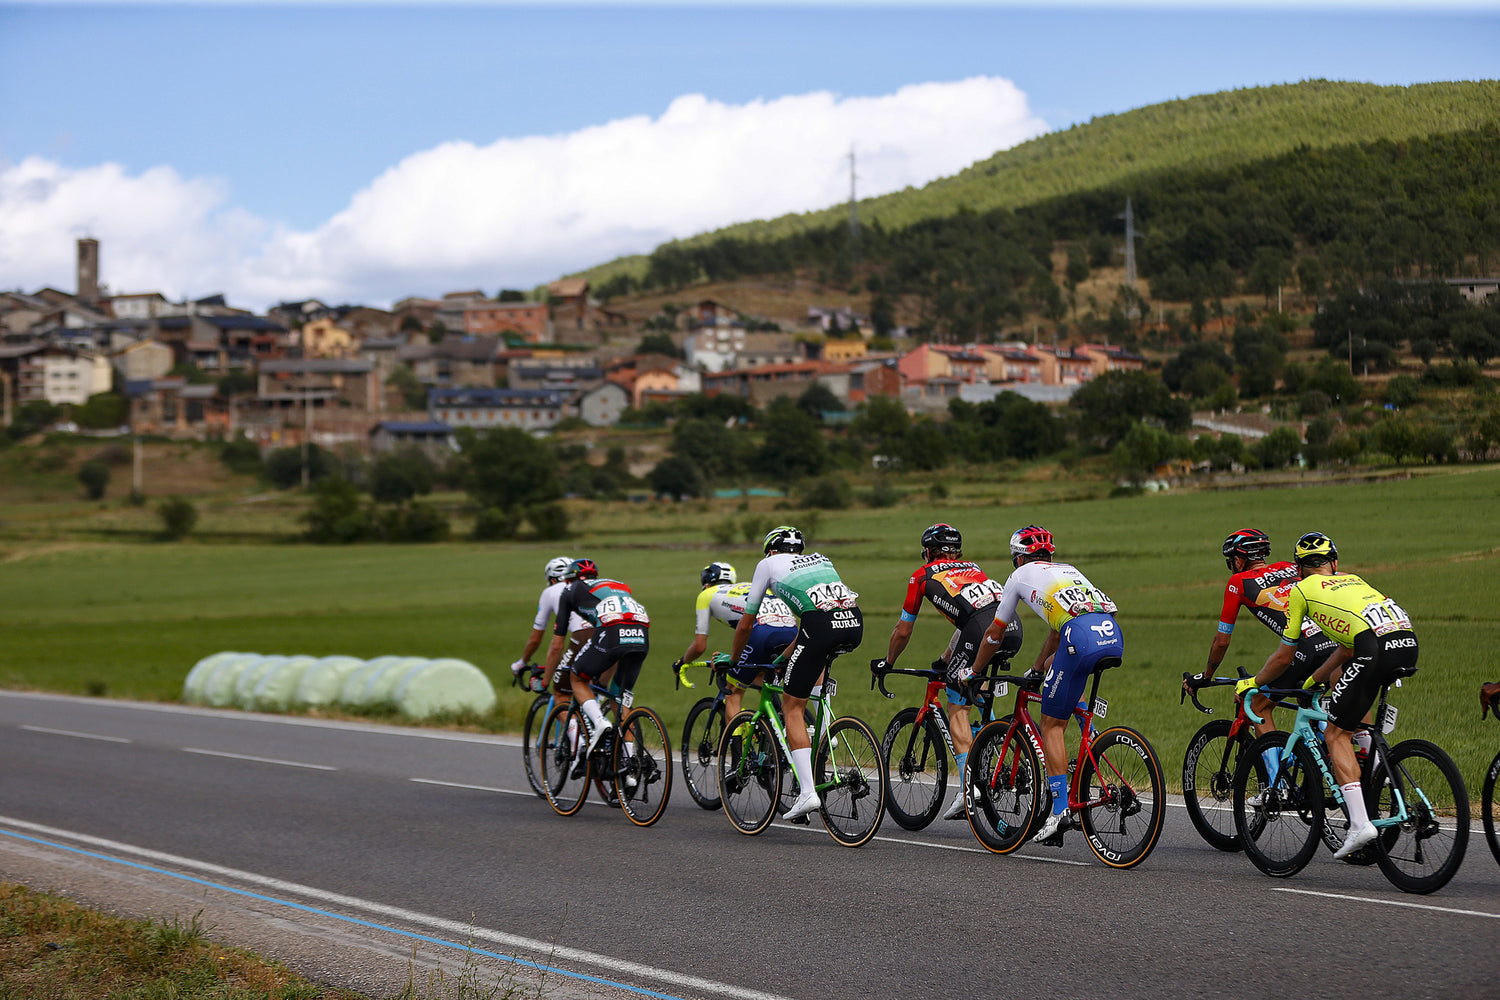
[1217, 561, 1316, 639]
[901, 559, 1004, 628]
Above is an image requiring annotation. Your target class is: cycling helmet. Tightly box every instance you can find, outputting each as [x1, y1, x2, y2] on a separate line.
[762, 525, 805, 555]
[701, 561, 737, 587]
[1009, 525, 1055, 562]
[1222, 529, 1271, 570]
[921, 523, 962, 559]
[563, 558, 598, 580]
[1293, 532, 1338, 567]
[544, 555, 573, 583]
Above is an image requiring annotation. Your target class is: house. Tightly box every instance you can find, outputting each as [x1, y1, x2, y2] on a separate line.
[398, 335, 501, 388]
[112, 339, 174, 382]
[8, 344, 112, 405]
[464, 300, 550, 341]
[819, 338, 868, 363]
[702, 360, 852, 408]
[105, 292, 173, 320]
[369, 420, 456, 458]
[257, 358, 380, 413]
[695, 300, 737, 327]
[126, 378, 222, 435]
[928, 345, 989, 383]
[1033, 345, 1096, 386]
[428, 386, 566, 433]
[301, 316, 359, 358]
[508, 355, 603, 392]
[602, 354, 681, 406]
[1076, 343, 1147, 378]
[684, 326, 746, 372]
[975, 345, 1045, 384]
[578, 381, 630, 427]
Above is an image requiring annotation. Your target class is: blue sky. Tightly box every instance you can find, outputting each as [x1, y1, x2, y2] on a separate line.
[1, 3, 1496, 306]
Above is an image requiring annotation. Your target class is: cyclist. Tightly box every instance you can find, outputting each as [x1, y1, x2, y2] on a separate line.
[1235, 531, 1418, 859]
[671, 561, 800, 723]
[972, 525, 1122, 844]
[540, 559, 652, 771]
[511, 556, 590, 692]
[730, 525, 863, 821]
[876, 523, 1021, 821]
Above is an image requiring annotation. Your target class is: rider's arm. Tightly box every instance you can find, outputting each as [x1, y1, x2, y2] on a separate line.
[1308, 643, 1353, 687]
[886, 618, 915, 665]
[519, 627, 546, 665]
[1203, 578, 1242, 678]
[679, 588, 716, 664]
[1033, 628, 1060, 675]
[680, 632, 710, 665]
[1256, 638, 1296, 686]
[972, 613, 1011, 675]
[540, 632, 569, 688]
[886, 571, 925, 665]
[729, 612, 755, 665]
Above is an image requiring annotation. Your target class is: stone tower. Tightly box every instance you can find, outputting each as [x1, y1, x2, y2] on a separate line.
[77, 237, 100, 304]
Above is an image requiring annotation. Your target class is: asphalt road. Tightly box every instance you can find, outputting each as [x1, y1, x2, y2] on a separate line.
[2, 690, 1497, 1000]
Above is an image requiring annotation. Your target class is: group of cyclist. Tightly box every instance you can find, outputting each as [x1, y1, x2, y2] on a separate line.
[513, 515, 1418, 855]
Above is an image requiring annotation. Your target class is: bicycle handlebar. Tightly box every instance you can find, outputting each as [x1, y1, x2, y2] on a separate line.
[512, 663, 543, 689]
[1239, 683, 1321, 726]
[674, 653, 733, 690]
[1179, 666, 1253, 715]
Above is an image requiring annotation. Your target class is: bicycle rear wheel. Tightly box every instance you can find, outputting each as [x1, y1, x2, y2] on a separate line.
[1183, 720, 1276, 852]
[881, 706, 947, 831]
[1370, 738, 1469, 894]
[1233, 733, 1321, 877]
[817, 716, 887, 848]
[1484, 749, 1500, 868]
[964, 718, 1042, 855]
[1078, 726, 1165, 868]
[718, 711, 780, 836]
[615, 707, 672, 827]
[539, 702, 590, 816]
[681, 697, 726, 810]
[522, 693, 553, 799]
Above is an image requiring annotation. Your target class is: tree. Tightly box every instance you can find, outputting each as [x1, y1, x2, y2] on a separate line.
[1070, 370, 1189, 448]
[752, 397, 830, 481]
[302, 478, 369, 543]
[386, 364, 428, 411]
[78, 459, 110, 499]
[1065, 244, 1090, 288]
[1112, 423, 1186, 485]
[671, 418, 746, 481]
[369, 446, 435, 505]
[635, 332, 681, 358]
[459, 427, 561, 509]
[1253, 426, 1302, 469]
[425, 320, 448, 344]
[265, 444, 334, 488]
[74, 392, 128, 430]
[796, 382, 843, 420]
[649, 455, 705, 498]
[851, 395, 910, 456]
[497, 289, 526, 302]
[157, 496, 198, 540]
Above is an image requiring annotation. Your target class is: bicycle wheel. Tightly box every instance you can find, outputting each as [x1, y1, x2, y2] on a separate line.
[718, 711, 780, 836]
[681, 698, 726, 810]
[1316, 743, 1389, 867]
[964, 719, 1043, 855]
[816, 716, 887, 848]
[538, 702, 589, 816]
[1369, 738, 1469, 894]
[1484, 749, 1500, 868]
[615, 707, 672, 827]
[1233, 733, 1322, 877]
[881, 706, 947, 831]
[521, 693, 553, 799]
[1077, 726, 1166, 869]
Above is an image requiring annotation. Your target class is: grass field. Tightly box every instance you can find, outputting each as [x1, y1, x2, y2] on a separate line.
[4, 466, 1500, 795]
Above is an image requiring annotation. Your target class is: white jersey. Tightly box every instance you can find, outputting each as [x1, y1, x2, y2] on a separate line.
[533, 581, 590, 635]
[695, 582, 798, 635]
[994, 560, 1117, 632]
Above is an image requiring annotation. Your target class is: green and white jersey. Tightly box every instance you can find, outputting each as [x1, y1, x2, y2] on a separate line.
[745, 551, 859, 618]
[695, 582, 798, 634]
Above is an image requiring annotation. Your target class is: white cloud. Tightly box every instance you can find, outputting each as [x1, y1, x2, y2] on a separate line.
[1, 77, 1046, 309]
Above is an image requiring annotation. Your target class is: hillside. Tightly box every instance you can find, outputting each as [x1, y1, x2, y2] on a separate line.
[573, 79, 1500, 286]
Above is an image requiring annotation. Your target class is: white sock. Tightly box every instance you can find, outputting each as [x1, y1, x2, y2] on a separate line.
[1342, 782, 1369, 828]
[790, 747, 816, 799]
[581, 698, 608, 733]
[1353, 731, 1373, 754]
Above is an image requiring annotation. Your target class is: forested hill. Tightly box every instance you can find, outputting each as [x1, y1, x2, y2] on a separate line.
[574, 79, 1500, 285]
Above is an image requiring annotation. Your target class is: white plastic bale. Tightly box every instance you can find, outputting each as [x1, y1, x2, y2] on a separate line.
[183, 652, 237, 704]
[250, 654, 319, 711]
[394, 658, 497, 719]
[233, 655, 287, 709]
[339, 656, 402, 707]
[294, 656, 365, 706]
[202, 653, 261, 707]
[361, 656, 429, 708]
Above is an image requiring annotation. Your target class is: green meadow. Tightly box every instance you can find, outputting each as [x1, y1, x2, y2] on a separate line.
[3, 466, 1499, 792]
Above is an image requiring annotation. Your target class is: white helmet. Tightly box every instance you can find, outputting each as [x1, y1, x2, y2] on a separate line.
[544, 556, 573, 583]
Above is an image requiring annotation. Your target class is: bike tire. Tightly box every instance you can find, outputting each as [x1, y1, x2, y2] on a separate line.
[1182, 722, 1286, 852]
[1484, 749, 1500, 868]
[539, 702, 590, 817]
[881, 706, 947, 831]
[817, 716, 887, 848]
[1078, 725, 1166, 869]
[1370, 738, 1469, 894]
[615, 707, 672, 827]
[964, 718, 1043, 855]
[681, 698, 726, 811]
[1233, 733, 1322, 877]
[521, 693, 552, 799]
[718, 711, 780, 836]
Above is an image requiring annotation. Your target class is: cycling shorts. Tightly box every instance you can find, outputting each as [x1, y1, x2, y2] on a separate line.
[945, 616, 1023, 706]
[729, 622, 798, 689]
[1042, 613, 1123, 720]
[1327, 629, 1417, 731]
[779, 607, 863, 699]
[1280, 633, 1339, 689]
[571, 623, 650, 695]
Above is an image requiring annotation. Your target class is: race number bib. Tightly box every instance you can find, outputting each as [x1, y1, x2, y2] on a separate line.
[757, 596, 798, 628]
[596, 594, 649, 624]
[806, 581, 859, 612]
[958, 579, 1004, 608]
[1054, 584, 1117, 618]
[1361, 599, 1410, 636]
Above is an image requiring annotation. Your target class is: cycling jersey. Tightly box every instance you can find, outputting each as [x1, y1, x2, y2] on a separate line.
[554, 577, 651, 636]
[695, 582, 797, 634]
[1218, 562, 1310, 636]
[533, 580, 590, 635]
[900, 558, 1005, 628]
[994, 560, 1116, 632]
[1280, 573, 1411, 649]
[745, 552, 858, 618]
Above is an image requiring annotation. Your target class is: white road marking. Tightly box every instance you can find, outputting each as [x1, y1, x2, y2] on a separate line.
[408, 777, 637, 809]
[0, 815, 792, 1000]
[772, 818, 1093, 863]
[1271, 887, 1500, 920]
[181, 748, 338, 771]
[20, 725, 131, 744]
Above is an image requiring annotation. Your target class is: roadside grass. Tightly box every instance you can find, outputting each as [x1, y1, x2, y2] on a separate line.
[2, 465, 1499, 794]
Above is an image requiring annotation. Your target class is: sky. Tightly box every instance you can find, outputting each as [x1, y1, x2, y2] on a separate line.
[1, 3, 1497, 309]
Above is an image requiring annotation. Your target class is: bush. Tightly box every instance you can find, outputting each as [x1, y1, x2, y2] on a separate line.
[799, 476, 850, 510]
[369, 446, 435, 504]
[1298, 390, 1332, 417]
[265, 444, 334, 489]
[928, 482, 949, 500]
[472, 506, 520, 541]
[220, 435, 263, 475]
[526, 502, 570, 540]
[1384, 376, 1421, 408]
[740, 513, 772, 546]
[648, 455, 705, 499]
[77, 459, 110, 500]
[862, 480, 903, 508]
[156, 496, 198, 540]
[1253, 426, 1303, 469]
[377, 501, 450, 542]
[302, 478, 369, 543]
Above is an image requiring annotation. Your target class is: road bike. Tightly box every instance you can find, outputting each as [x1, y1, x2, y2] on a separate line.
[536, 679, 673, 827]
[1231, 671, 1468, 894]
[676, 653, 794, 811]
[1477, 682, 1500, 867]
[716, 666, 887, 847]
[871, 654, 1010, 831]
[963, 661, 1165, 869]
[1180, 668, 1289, 852]
[517, 665, 617, 802]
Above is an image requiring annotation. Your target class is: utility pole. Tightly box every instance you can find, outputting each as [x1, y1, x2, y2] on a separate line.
[0, 370, 10, 427]
[301, 367, 312, 488]
[1117, 197, 1140, 318]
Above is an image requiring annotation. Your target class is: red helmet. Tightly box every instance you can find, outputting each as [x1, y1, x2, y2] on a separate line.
[1222, 528, 1271, 570]
[564, 558, 597, 580]
[1009, 525, 1054, 561]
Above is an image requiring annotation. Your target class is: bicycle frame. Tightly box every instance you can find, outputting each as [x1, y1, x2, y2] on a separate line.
[745, 676, 837, 796]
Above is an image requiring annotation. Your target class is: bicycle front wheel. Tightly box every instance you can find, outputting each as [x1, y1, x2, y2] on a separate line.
[817, 716, 887, 848]
[539, 702, 590, 816]
[964, 718, 1043, 855]
[522, 693, 553, 799]
[1078, 726, 1165, 869]
[1484, 749, 1500, 868]
[1370, 738, 1469, 894]
[718, 711, 780, 836]
[681, 697, 726, 810]
[1234, 733, 1321, 877]
[615, 707, 672, 827]
[1183, 720, 1258, 852]
[881, 707, 947, 831]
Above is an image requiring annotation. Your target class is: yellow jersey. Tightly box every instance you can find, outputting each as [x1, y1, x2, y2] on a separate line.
[1281, 572, 1411, 648]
